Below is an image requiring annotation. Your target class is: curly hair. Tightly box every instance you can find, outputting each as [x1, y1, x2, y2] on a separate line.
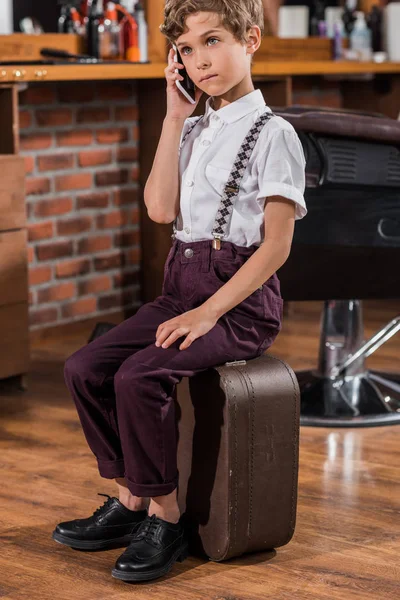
[159, 0, 264, 45]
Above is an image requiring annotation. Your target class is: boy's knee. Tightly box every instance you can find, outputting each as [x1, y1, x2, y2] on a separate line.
[64, 352, 80, 383]
[114, 365, 133, 393]
[114, 361, 147, 395]
[64, 347, 91, 382]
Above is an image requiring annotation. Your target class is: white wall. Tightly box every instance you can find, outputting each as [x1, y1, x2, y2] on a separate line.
[0, 0, 13, 34]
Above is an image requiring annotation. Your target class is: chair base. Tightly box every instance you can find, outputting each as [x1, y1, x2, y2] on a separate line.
[297, 369, 400, 427]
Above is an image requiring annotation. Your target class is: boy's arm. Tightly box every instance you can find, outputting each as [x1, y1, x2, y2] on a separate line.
[201, 197, 295, 319]
[144, 116, 185, 224]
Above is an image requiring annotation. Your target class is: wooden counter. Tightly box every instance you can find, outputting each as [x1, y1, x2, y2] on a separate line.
[1, 60, 400, 83]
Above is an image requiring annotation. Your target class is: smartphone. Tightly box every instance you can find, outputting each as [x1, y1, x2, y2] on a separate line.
[172, 44, 197, 104]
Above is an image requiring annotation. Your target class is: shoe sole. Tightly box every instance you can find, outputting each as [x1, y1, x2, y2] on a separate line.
[52, 530, 136, 550]
[111, 539, 189, 582]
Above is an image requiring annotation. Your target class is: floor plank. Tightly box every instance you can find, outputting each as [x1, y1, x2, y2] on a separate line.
[0, 300, 399, 599]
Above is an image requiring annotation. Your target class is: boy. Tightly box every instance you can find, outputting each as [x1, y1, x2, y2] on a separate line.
[53, 0, 306, 583]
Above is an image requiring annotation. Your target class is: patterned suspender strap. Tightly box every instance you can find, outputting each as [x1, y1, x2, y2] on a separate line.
[211, 109, 275, 249]
[172, 116, 204, 240]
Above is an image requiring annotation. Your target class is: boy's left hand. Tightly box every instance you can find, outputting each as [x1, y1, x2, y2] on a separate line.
[155, 305, 218, 351]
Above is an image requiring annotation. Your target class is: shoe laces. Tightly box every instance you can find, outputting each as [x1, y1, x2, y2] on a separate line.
[92, 493, 114, 519]
[134, 514, 161, 547]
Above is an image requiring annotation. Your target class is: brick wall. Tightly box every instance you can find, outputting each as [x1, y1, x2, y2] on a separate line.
[19, 82, 142, 330]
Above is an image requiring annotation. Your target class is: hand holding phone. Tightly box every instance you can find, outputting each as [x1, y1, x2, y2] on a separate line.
[164, 47, 203, 120]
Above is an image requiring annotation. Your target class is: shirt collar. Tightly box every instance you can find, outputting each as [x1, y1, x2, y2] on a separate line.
[203, 88, 267, 124]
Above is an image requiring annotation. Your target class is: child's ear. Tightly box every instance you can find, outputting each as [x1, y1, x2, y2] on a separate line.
[246, 25, 262, 56]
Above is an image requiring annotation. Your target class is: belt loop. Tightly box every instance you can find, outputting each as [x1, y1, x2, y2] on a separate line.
[201, 242, 211, 272]
[170, 239, 179, 263]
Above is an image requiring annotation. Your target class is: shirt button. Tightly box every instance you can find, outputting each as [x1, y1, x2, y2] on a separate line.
[186, 180, 194, 186]
[184, 227, 190, 234]
[202, 140, 211, 146]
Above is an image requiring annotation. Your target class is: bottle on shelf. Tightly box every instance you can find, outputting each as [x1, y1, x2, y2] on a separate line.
[70, 7, 85, 35]
[58, 2, 73, 33]
[318, 20, 327, 37]
[86, 0, 103, 59]
[310, 0, 326, 36]
[99, 2, 121, 59]
[119, 0, 140, 62]
[342, 0, 358, 37]
[134, 2, 148, 63]
[333, 21, 344, 60]
[350, 11, 373, 61]
[366, 5, 383, 53]
[80, 0, 89, 29]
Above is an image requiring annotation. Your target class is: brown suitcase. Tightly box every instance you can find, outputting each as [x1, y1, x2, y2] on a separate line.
[176, 353, 300, 561]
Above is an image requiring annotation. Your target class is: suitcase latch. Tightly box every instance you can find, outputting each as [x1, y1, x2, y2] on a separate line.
[225, 360, 247, 367]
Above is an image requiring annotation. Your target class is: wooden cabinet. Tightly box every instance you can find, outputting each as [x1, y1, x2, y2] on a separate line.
[0, 154, 29, 381]
[0, 156, 25, 230]
[0, 303, 29, 380]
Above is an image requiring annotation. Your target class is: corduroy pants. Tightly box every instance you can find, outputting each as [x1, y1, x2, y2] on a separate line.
[64, 238, 283, 497]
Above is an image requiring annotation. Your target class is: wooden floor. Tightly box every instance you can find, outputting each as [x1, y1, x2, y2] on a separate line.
[1, 300, 399, 599]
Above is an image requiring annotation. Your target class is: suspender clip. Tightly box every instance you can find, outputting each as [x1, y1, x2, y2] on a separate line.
[212, 236, 222, 250]
[226, 185, 239, 195]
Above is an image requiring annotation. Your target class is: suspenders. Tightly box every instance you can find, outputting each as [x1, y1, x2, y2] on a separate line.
[173, 108, 275, 250]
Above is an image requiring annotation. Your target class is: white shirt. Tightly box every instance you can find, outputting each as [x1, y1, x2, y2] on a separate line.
[176, 88, 307, 248]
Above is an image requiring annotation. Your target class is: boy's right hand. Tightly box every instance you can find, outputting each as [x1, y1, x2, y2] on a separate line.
[165, 47, 204, 121]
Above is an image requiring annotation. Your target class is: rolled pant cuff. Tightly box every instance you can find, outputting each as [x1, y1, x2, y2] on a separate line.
[97, 458, 125, 479]
[125, 476, 178, 498]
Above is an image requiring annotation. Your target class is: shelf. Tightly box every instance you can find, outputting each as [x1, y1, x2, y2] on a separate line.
[0, 63, 163, 83]
[1, 60, 400, 83]
[252, 60, 400, 76]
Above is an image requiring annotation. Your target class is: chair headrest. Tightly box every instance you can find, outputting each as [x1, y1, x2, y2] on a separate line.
[274, 108, 400, 145]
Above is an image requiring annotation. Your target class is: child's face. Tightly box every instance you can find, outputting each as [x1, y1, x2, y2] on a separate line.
[175, 11, 259, 95]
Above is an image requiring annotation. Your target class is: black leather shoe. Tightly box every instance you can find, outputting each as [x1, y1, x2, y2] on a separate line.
[52, 493, 148, 550]
[111, 513, 189, 582]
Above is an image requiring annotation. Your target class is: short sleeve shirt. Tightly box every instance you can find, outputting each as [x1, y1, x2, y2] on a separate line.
[177, 88, 307, 247]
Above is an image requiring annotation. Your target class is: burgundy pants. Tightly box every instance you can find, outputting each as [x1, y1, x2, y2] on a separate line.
[64, 239, 283, 497]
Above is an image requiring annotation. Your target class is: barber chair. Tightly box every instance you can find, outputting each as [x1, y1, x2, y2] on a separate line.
[275, 106, 400, 427]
